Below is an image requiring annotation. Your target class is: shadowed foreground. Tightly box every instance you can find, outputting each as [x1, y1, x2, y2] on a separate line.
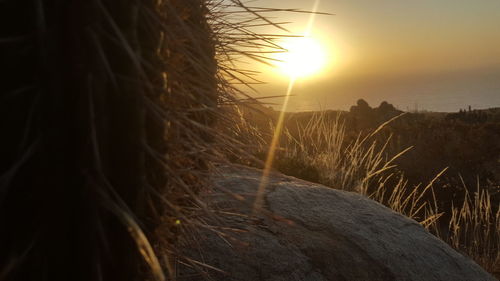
[179, 165, 496, 281]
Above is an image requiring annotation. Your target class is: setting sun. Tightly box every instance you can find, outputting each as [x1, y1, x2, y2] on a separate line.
[274, 36, 328, 78]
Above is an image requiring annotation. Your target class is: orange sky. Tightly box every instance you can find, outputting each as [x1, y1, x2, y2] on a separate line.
[239, 0, 500, 112]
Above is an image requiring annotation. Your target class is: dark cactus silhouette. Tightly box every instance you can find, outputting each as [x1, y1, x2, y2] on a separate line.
[0, 1, 218, 280]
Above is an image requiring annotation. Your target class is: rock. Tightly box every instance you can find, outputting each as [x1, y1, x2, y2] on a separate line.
[177, 165, 497, 281]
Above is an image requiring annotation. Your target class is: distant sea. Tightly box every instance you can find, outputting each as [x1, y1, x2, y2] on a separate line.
[368, 81, 500, 113]
[262, 66, 500, 113]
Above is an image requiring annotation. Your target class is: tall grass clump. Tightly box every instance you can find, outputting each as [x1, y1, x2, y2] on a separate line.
[427, 179, 500, 275]
[275, 112, 411, 193]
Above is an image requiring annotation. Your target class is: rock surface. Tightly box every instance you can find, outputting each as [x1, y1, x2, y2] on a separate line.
[178, 165, 497, 281]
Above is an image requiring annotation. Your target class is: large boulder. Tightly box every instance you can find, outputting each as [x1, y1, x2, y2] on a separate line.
[178, 165, 496, 281]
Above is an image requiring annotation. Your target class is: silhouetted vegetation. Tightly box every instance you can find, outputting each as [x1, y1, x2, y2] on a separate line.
[446, 106, 500, 123]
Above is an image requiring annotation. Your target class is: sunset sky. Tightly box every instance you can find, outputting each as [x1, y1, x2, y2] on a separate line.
[245, 0, 500, 112]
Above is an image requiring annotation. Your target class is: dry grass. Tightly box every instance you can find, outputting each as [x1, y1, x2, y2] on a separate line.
[276, 112, 410, 193]
[427, 179, 500, 275]
[252, 110, 499, 275]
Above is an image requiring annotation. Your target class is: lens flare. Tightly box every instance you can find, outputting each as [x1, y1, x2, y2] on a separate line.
[253, 0, 322, 214]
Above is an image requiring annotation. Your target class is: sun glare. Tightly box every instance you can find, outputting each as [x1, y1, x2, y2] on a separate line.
[274, 36, 327, 78]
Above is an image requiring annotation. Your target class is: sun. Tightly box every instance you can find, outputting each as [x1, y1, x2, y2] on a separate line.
[274, 36, 328, 78]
